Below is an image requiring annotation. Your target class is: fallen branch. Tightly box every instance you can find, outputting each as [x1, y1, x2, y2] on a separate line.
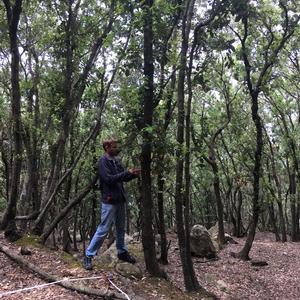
[0, 245, 126, 299]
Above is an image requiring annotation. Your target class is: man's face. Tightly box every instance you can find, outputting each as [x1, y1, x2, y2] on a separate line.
[106, 141, 120, 157]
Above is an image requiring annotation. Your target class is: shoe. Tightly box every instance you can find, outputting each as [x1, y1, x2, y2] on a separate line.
[118, 251, 136, 264]
[83, 256, 93, 270]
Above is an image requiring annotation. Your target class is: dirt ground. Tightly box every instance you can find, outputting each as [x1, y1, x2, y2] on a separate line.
[0, 231, 299, 300]
[166, 232, 300, 299]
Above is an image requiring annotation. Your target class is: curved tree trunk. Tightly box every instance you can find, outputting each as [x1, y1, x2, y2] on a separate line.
[41, 175, 98, 243]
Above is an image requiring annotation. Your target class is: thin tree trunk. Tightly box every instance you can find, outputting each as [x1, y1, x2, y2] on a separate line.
[32, 1, 117, 235]
[41, 175, 98, 243]
[157, 158, 168, 264]
[265, 127, 287, 242]
[156, 72, 176, 265]
[234, 90, 262, 260]
[268, 202, 280, 242]
[289, 173, 297, 241]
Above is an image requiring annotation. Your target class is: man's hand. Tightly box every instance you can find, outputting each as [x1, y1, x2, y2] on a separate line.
[129, 168, 141, 176]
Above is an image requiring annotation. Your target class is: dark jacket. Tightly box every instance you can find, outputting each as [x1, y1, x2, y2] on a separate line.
[98, 154, 137, 204]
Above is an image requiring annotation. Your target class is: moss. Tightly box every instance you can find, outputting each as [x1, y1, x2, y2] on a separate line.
[15, 234, 46, 249]
[60, 251, 82, 268]
[93, 262, 115, 272]
[127, 244, 144, 259]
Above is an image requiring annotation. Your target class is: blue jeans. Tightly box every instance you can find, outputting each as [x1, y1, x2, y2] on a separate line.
[85, 202, 127, 257]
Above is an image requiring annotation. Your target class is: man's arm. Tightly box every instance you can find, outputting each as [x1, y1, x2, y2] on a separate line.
[99, 157, 138, 184]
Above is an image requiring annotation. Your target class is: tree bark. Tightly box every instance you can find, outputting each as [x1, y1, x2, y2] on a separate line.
[289, 173, 298, 241]
[140, 0, 166, 278]
[175, 0, 200, 292]
[265, 128, 287, 242]
[156, 72, 176, 265]
[268, 202, 280, 242]
[1, 0, 23, 241]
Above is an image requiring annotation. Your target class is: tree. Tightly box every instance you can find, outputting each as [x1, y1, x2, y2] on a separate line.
[140, 0, 166, 278]
[174, 0, 201, 292]
[1, 0, 23, 241]
[231, 0, 300, 260]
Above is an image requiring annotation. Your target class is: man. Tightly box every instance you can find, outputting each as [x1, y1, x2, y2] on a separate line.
[83, 138, 140, 270]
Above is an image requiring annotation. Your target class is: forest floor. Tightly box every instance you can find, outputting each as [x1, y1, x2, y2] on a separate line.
[0, 231, 299, 300]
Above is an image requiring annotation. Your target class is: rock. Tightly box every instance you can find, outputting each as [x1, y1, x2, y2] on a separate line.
[225, 233, 238, 244]
[132, 232, 141, 241]
[97, 234, 141, 265]
[115, 262, 143, 279]
[209, 221, 232, 235]
[204, 273, 217, 283]
[72, 253, 81, 260]
[155, 234, 162, 257]
[97, 246, 118, 265]
[125, 234, 134, 244]
[75, 234, 82, 242]
[251, 260, 268, 267]
[190, 225, 217, 259]
[20, 246, 32, 255]
[208, 223, 238, 250]
[208, 223, 219, 241]
[217, 279, 228, 291]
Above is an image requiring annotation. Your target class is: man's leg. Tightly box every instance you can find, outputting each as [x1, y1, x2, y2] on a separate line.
[115, 202, 136, 263]
[84, 203, 116, 269]
[114, 202, 127, 254]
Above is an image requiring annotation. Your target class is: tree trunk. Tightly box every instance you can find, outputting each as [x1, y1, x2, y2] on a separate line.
[174, 0, 200, 292]
[235, 91, 262, 260]
[156, 72, 176, 265]
[1, 0, 23, 242]
[157, 160, 168, 264]
[62, 169, 73, 253]
[268, 202, 280, 242]
[32, 1, 116, 235]
[289, 173, 298, 241]
[140, 0, 165, 278]
[265, 125, 287, 242]
[209, 159, 226, 245]
[236, 189, 244, 237]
